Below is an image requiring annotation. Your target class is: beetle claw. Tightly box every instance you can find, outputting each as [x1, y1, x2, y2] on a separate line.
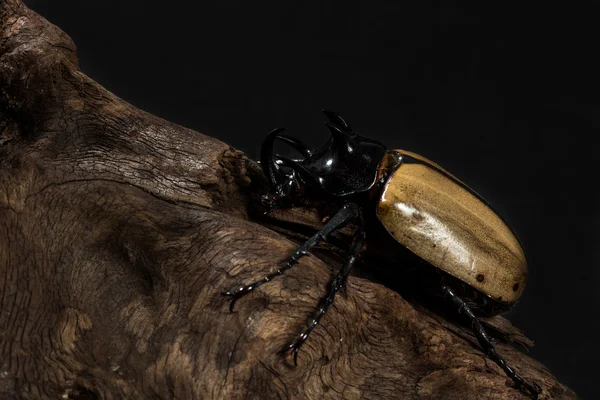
[285, 341, 301, 366]
[293, 346, 300, 366]
[221, 291, 241, 312]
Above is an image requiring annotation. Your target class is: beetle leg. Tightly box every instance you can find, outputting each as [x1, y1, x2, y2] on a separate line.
[441, 286, 542, 398]
[222, 203, 360, 312]
[288, 229, 366, 365]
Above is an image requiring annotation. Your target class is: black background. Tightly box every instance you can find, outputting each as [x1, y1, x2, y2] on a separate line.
[25, 1, 598, 398]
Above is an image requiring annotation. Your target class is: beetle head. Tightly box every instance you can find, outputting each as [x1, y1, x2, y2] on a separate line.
[261, 111, 387, 207]
[260, 128, 314, 208]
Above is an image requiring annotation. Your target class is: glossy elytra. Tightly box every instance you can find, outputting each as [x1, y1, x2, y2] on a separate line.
[222, 110, 540, 398]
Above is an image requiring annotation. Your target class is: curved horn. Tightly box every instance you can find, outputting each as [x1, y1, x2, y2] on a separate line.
[322, 109, 354, 135]
[276, 134, 313, 158]
[324, 121, 353, 150]
[261, 127, 287, 193]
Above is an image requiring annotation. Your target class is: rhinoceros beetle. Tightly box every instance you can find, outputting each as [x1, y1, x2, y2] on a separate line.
[223, 110, 541, 398]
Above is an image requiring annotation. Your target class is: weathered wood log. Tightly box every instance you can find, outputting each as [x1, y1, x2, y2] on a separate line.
[0, 1, 578, 399]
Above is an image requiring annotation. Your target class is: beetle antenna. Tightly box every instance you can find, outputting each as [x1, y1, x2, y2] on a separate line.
[261, 127, 288, 194]
[322, 109, 355, 136]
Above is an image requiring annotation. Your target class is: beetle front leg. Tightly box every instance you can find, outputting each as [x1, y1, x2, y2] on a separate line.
[222, 203, 360, 311]
[288, 229, 366, 365]
[441, 286, 542, 399]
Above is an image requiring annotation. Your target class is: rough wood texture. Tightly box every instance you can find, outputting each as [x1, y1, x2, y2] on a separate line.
[0, 1, 577, 399]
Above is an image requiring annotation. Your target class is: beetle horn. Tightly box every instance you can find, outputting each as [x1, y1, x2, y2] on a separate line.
[261, 127, 288, 194]
[275, 134, 313, 158]
[275, 155, 316, 185]
[322, 109, 355, 136]
[324, 121, 355, 152]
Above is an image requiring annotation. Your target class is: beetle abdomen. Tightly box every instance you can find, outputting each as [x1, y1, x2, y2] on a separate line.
[376, 150, 527, 304]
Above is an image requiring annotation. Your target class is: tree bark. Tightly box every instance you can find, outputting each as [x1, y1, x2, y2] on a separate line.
[0, 1, 577, 399]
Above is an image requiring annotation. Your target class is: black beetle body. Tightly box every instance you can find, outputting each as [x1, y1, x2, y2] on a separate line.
[223, 111, 540, 398]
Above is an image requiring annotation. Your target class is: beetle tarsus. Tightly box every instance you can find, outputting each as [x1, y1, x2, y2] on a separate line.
[442, 285, 541, 399]
[286, 229, 366, 365]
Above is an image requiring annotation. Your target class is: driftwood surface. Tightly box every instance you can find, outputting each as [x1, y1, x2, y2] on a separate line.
[0, 1, 578, 399]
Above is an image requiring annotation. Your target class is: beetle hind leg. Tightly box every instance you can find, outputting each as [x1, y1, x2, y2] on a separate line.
[222, 203, 360, 311]
[288, 229, 366, 365]
[441, 285, 542, 398]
